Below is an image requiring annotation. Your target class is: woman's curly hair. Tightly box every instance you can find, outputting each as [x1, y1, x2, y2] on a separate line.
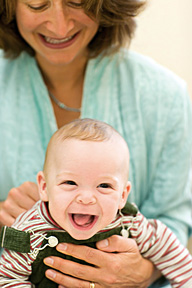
[0, 0, 146, 58]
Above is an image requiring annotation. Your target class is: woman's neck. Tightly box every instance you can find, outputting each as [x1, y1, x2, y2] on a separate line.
[36, 53, 88, 92]
[35, 53, 89, 128]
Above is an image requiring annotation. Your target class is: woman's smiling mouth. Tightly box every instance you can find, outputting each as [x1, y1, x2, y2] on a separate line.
[43, 34, 75, 44]
[39, 32, 80, 49]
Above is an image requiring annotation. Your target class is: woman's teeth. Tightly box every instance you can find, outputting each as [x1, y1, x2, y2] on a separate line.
[44, 35, 74, 44]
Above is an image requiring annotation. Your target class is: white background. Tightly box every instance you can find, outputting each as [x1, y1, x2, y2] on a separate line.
[131, 0, 192, 98]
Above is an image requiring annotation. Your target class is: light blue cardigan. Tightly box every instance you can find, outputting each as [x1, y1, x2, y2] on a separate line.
[0, 49, 191, 251]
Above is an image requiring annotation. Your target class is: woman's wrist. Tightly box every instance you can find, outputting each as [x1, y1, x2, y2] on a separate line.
[143, 258, 162, 285]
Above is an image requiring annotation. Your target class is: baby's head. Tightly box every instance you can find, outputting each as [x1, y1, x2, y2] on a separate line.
[43, 118, 130, 179]
[37, 119, 131, 239]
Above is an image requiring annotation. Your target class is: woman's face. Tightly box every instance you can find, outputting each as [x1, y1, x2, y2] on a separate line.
[16, 0, 99, 66]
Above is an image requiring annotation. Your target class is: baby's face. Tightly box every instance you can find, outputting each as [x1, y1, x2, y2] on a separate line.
[40, 138, 130, 240]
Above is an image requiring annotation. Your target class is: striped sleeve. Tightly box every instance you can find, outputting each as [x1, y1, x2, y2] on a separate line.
[130, 213, 192, 287]
[0, 201, 62, 287]
[0, 249, 34, 287]
[0, 202, 47, 287]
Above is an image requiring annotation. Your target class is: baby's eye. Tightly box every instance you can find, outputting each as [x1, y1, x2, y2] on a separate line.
[98, 183, 112, 189]
[64, 180, 77, 186]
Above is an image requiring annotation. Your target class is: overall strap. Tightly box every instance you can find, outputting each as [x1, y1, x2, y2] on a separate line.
[0, 226, 31, 253]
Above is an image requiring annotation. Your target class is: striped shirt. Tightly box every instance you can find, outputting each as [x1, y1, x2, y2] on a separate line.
[0, 200, 192, 287]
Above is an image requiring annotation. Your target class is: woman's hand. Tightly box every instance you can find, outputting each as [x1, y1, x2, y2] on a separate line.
[44, 235, 156, 288]
[0, 181, 39, 227]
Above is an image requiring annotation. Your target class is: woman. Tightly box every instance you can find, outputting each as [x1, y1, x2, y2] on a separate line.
[0, 0, 191, 287]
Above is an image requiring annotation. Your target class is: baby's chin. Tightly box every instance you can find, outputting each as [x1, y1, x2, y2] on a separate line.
[69, 231, 96, 240]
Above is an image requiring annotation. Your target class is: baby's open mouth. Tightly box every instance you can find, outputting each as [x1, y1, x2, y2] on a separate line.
[69, 213, 98, 229]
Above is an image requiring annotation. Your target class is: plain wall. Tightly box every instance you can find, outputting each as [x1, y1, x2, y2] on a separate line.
[131, 0, 192, 98]
[131, 0, 192, 251]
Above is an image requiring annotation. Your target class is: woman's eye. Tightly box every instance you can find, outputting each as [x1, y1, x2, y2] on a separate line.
[27, 3, 49, 11]
[67, 1, 82, 8]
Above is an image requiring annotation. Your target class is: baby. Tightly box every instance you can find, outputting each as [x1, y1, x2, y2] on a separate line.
[0, 118, 192, 288]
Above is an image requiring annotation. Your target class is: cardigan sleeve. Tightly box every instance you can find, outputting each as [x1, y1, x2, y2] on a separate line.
[119, 52, 192, 245]
[140, 83, 192, 245]
[113, 51, 192, 246]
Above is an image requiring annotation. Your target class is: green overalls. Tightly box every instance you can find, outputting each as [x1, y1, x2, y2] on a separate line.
[0, 202, 137, 288]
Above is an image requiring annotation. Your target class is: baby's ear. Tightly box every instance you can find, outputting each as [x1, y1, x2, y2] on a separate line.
[118, 181, 131, 209]
[37, 171, 49, 202]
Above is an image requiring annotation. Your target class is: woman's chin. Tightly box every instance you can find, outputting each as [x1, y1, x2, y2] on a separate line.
[36, 53, 77, 67]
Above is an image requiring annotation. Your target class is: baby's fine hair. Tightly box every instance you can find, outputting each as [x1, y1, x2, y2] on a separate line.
[53, 118, 121, 142]
[43, 118, 128, 173]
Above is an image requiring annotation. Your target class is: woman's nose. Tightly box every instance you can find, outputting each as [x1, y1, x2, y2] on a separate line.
[46, 5, 75, 37]
[76, 191, 96, 205]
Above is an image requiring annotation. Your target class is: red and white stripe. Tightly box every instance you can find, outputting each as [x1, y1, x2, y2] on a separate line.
[0, 201, 192, 287]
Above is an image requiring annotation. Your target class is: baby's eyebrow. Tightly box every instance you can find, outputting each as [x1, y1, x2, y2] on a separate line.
[56, 171, 77, 177]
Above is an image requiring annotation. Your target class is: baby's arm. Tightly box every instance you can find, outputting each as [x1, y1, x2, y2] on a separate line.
[0, 248, 33, 287]
[131, 212, 192, 287]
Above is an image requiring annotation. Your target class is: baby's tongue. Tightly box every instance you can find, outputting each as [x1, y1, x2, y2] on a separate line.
[73, 214, 92, 226]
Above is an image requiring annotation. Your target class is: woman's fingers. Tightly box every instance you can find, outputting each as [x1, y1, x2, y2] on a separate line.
[44, 256, 97, 281]
[0, 203, 16, 226]
[56, 242, 110, 267]
[44, 235, 154, 288]
[46, 269, 100, 288]
[0, 181, 39, 226]
[11, 182, 39, 209]
[2, 191, 26, 217]
[96, 235, 138, 253]
[44, 257, 101, 288]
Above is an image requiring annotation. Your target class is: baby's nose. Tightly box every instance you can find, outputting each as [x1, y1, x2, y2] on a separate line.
[76, 191, 96, 205]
